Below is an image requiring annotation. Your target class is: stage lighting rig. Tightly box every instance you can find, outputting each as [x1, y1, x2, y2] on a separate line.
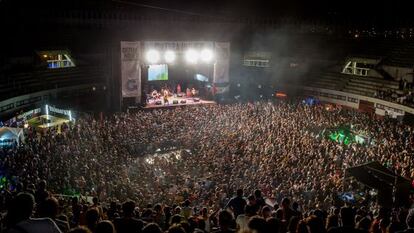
[146, 50, 160, 63]
[185, 49, 199, 64]
[164, 50, 176, 63]
[200, 49, 214, 63]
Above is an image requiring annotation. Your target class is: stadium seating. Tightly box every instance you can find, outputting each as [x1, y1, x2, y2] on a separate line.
[385, 41, 414, 67]
[307, 70, 400, 98]
[0, 66, 105, 101]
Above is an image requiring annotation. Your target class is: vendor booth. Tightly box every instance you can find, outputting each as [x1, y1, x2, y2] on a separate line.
[3, 105, 75, 133]
[0, 127, 24, 147]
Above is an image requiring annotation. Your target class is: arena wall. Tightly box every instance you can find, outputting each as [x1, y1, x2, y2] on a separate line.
[302, 86, 413, 117]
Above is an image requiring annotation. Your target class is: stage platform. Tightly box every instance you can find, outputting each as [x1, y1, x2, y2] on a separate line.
[144, 96, 216, 109]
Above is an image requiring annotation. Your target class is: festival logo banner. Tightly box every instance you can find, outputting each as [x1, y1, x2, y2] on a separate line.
[213, 42, 230, 94]
[121, 41, 141, 98]
[143, 41, 214, 52]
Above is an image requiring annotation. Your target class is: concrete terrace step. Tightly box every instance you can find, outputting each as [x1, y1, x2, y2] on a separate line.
[349, 77, 399, 89]
[346, 82, 379, 91]
[308, 82, 341, 90]
[347, 79, 397, 90]
[348, 74, 398, 85]
[341, 88, 375, 97]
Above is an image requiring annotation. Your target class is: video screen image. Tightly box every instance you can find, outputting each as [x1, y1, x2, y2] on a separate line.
[148, 64, 168, 81]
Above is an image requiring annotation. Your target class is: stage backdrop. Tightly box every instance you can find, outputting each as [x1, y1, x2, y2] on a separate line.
[121, 41, 141, 98]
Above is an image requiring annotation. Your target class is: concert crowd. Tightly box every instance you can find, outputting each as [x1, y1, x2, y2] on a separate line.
[0, 101, 413, 233]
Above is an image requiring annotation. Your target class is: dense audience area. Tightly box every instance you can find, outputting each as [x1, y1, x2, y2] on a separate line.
[0, 101, 413, 233]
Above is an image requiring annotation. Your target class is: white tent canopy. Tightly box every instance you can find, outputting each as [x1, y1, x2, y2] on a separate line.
[0, 127, 24, 146]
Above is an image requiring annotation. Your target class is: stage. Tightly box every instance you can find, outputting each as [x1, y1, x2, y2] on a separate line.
[144, 96, 216, 109]
[120, 41, 230, 111]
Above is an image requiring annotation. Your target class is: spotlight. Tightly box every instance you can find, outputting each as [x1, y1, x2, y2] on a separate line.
[200, 49, 214, 63]
[164, 50, 176, 63]
[185, 49, 199, 64]
[146, 50, 160, 63]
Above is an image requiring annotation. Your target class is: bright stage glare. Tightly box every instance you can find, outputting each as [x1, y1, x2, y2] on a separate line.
[185, 49, 199, 64]
[200, 49, 214, 62]
[164, 50, 176, 63]
[146, 50, 160, 63]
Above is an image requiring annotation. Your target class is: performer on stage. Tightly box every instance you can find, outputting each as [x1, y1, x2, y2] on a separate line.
[151, 90, 159, 99]
[186, 88, 191, 97]
[177, 84, 181, 94]
[191, 88, 197, 96]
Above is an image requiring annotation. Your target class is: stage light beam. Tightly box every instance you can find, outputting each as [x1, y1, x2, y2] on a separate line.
[185, 49, 199, 64]
[200, 49, 214, 63]
[146, 50, 160, 63]
[45, 104, 49, 120]
[164, 50, 176, 63]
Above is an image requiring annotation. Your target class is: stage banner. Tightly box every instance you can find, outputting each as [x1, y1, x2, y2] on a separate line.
[213, 42, 230, 93]
[143, 41, 214, 52]
[48, 106, 70, 116]
[16, 108, 41, 120]
[121, 41, 141, 98]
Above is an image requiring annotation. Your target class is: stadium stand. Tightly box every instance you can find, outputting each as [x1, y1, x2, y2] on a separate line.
[0, 66, 105, 100]
[304, 38, 414, 107]
[384, 40, 414, 67]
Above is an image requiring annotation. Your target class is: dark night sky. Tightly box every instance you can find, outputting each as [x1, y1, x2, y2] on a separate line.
[1, 0, 413, 24]
[124, 0, 414, 25]
[111, 0, 411, 19]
